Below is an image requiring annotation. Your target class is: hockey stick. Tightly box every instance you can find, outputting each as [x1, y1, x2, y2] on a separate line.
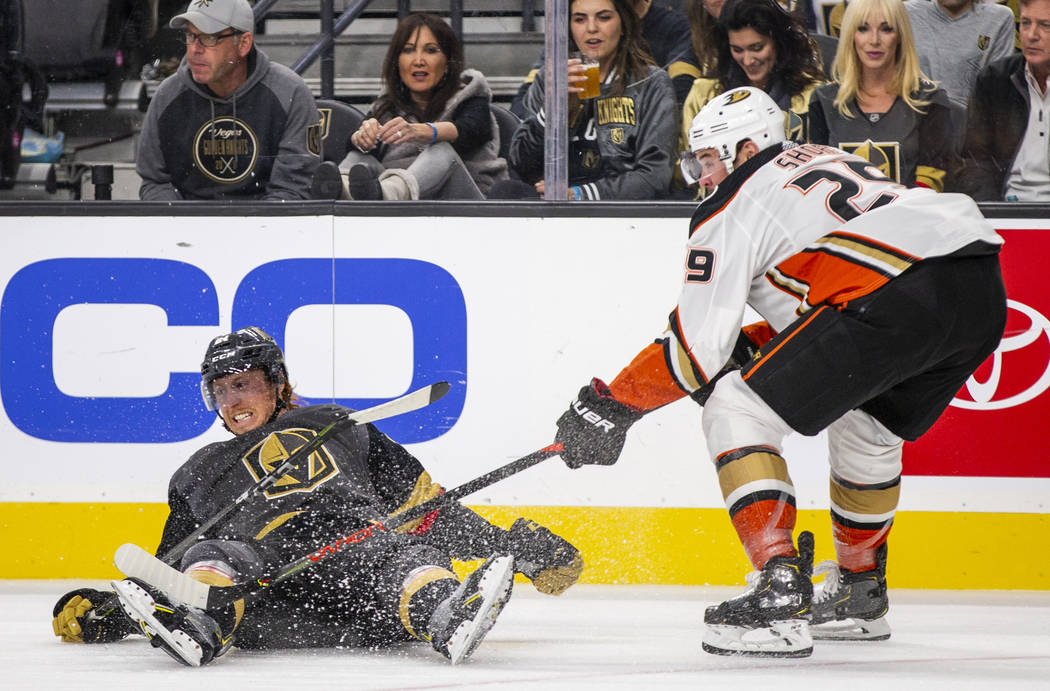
[158, 380, 451, 566]
[114, 442, 564, 610]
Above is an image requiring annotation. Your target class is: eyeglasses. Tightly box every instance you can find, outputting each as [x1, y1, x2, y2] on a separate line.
[178, 30, 241, 47]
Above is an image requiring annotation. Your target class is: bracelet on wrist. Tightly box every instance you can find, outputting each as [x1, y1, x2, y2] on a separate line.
[426, 122, 438, 144]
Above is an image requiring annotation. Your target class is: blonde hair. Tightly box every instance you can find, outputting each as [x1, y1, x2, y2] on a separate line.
[831, 0, 931, 118]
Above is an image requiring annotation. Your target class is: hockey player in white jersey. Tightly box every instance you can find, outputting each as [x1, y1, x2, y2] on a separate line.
[552, 87, 1007, 657]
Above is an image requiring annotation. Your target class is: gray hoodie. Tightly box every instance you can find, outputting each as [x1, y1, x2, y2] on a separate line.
[137, 47, 320, 200]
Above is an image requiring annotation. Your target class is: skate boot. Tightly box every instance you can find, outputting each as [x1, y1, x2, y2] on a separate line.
[702, 531, 815, 658]
[809, 541, 890, 641]
[427, 554, 515, 664]
[112, 578, 233, 667]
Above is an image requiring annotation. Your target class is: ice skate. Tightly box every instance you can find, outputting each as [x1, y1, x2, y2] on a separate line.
[112, 578, 232, 667]
[702, 531, 815, 658]
[427, 554, 515, 664]
[810, 541, 890, 641]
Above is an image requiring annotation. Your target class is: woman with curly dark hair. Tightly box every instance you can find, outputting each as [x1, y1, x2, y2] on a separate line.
[680, 0, 825, 180]
[327, 12, 507, 200]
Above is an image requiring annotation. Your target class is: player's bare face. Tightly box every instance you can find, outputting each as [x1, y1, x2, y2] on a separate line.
[694, 148, 730, 193]
[1020, 0, 1050, 79]
[571, 0, 623, 70]
[211, 369, 277, 435]
[398, 26, 448, 98]
[728, 28, 776, 90]
[184, 22, 248, 98]
[853, 12, 898, 74]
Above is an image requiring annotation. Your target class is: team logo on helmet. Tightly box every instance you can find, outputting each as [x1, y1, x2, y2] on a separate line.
[193, 116, 260, 184]
[243, 429, 341, 498]
[724, 89, 751, 105]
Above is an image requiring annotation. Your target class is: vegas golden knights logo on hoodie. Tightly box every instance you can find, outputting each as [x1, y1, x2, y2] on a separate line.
[194, 117, 260, 184]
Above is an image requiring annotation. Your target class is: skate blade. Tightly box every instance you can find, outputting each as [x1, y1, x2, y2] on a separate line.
[702, 619, 813, 658]
[446, 555, 515, 665]
[111, 579, 204, 667]
[811, 615, 891, 641]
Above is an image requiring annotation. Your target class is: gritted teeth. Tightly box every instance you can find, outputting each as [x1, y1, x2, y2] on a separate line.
[233, 412, 252, 422]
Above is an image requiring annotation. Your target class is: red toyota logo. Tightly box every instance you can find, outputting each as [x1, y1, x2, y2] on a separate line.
[952, 300, 1050, 411]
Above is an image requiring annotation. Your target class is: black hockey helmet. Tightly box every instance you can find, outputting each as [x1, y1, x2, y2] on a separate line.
[200, 326, 288, 411]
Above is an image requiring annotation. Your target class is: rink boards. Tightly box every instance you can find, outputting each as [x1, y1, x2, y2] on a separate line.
[0, 203, 1047, 588]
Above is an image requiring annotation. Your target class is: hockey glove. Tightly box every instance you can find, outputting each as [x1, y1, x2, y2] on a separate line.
[556, 378, 644, 469]
[52, 588, 135, 643]
[505, 518, 584, 596]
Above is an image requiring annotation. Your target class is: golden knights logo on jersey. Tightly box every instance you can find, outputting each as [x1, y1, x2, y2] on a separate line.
[243, 428, 341, 498]
[785, 110, 808, 143]
[839, 139, 901, 184]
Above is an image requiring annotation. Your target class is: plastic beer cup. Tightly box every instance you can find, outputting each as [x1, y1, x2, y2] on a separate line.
[572, 52, 601, 99]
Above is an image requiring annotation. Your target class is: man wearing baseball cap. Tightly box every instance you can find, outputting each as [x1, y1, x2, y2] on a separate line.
[137, 0, 321, 200]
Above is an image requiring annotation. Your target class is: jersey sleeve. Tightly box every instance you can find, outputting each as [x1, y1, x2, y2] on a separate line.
[666, 205, 758, 390]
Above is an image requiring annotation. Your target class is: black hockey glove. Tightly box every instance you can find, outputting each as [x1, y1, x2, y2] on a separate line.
[556, 378, 643, 469]
[505, 518, 583, 596]
[52, 588, 135, 643]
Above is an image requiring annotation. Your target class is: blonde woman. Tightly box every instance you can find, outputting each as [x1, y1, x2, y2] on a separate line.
[807, 0, 957, 191]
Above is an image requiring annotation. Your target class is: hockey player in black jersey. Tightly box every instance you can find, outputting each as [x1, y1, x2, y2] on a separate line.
[552, 87, 1005, 657]
[52, 327, 582, 666]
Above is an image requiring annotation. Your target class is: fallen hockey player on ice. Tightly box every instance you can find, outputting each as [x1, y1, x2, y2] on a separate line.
[52, 326, 582, 666]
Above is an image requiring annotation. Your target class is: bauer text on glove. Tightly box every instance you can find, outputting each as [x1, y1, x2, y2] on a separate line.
[555, 378, 644, 468]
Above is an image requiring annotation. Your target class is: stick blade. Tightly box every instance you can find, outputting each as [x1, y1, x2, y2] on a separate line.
[114, 543, 210, 609]
[346, 380, 452, 426]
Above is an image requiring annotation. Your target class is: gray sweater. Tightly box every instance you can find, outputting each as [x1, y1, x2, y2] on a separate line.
[905, 0, 1016, 108]
[137, 48, 320, 201]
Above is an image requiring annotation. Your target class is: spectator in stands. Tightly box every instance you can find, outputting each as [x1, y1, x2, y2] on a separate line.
[906, 0, 1016, 109]
[495, 0, 677, 200]
[952, 0, 1050, 200]
[137, 0, 321, 200]
[808, 0, 957, 191]
[317, 12, 507, 200]
[691, 0, 838, 79]
[689, 0, 725, 76]
[680, 0, 825, 169]
[509, 0, 699, 114]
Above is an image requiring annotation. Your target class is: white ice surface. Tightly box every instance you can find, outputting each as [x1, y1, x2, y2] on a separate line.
[11, 581, 1050, 690]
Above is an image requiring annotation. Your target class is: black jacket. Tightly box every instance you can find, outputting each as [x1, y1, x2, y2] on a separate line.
[951, 53, 1029, 201]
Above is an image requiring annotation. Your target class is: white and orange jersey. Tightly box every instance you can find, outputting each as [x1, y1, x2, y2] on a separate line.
[660, 142, 1003, 394]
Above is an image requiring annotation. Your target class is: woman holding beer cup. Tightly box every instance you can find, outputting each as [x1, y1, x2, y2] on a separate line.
[495, 0, 678, 200]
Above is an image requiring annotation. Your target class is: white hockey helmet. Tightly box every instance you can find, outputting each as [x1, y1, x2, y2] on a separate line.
[680, 87, 786, 183]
